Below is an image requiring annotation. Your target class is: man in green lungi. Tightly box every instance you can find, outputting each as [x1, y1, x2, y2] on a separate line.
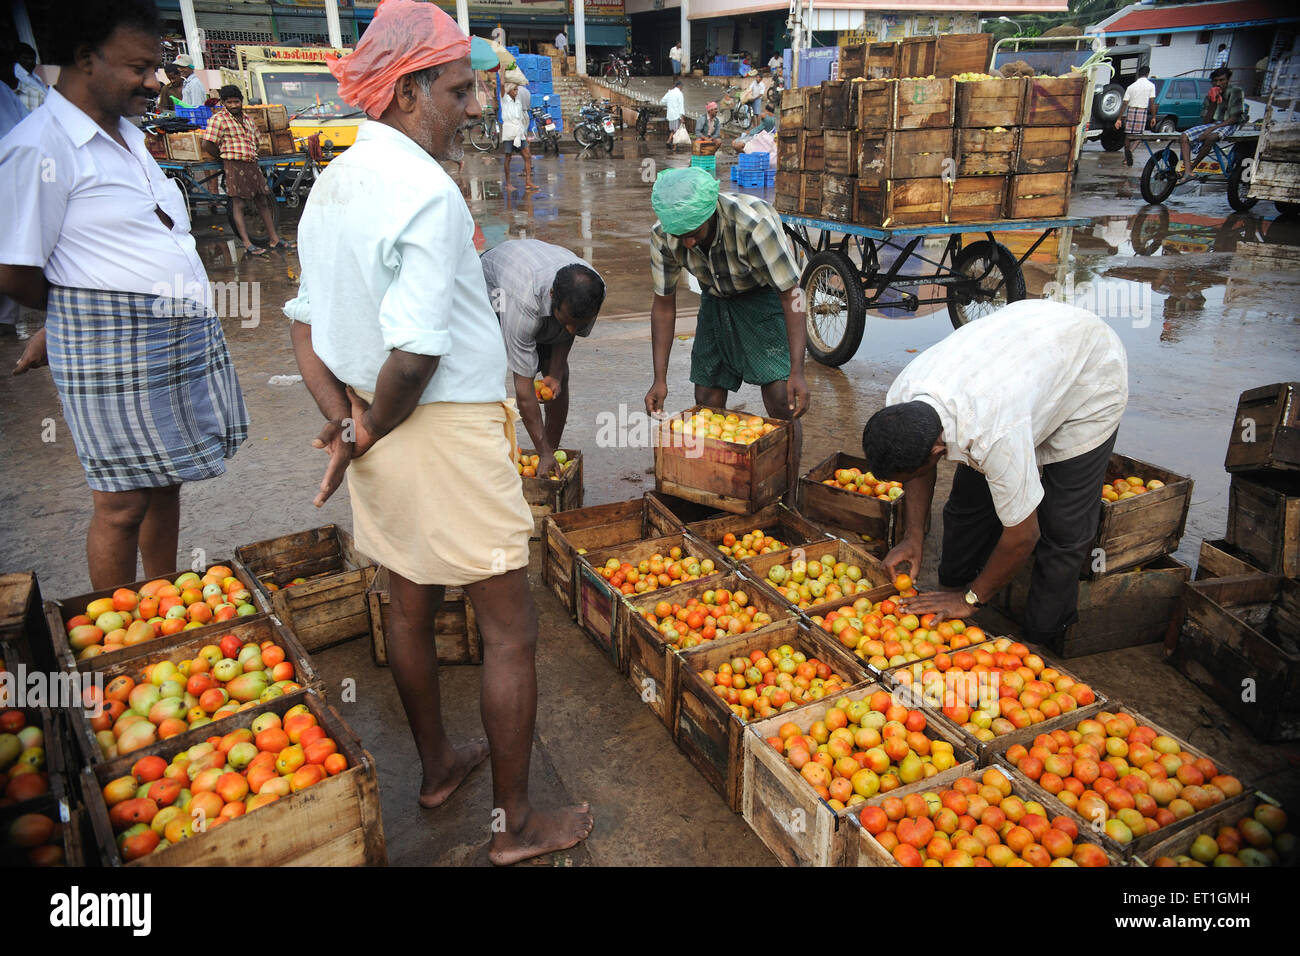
[644, 167, 808, 491]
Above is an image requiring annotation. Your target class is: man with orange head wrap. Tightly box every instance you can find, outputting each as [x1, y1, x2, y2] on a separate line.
[287, 0, 593, 865]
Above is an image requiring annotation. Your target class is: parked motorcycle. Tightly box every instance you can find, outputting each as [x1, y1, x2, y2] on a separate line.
[530, 98, 561, 156]
[625, 48, 653, 76]
[574, 98, 616, 153]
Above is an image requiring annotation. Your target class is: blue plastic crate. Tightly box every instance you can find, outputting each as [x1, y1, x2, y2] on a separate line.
[553, 116, 563, 132]
[737, 152, 767, 169]
[737, 170, 766, 188]
[533, 81, 553, 96]
[506, 45, 520, 55]
[538, 59, 552, 78]
[730, 165, 739, 182]
[176, 104, 212, 127]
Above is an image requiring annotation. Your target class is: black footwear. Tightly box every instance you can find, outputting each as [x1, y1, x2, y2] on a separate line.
[1124, 147, 1133, 167]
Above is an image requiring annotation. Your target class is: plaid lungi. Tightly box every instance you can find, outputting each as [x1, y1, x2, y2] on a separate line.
[45, 287, 250, 492]
[690, 285, 791, 393]
[1186, 122, 1238, 141]
[1122, 106, 1149, 134]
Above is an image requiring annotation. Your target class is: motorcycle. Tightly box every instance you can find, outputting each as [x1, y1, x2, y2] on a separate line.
[574, 99, 616, 153]
[625, 48, 653, 76]
[530, 98, 561, 156]
[601, 52, 630, 86]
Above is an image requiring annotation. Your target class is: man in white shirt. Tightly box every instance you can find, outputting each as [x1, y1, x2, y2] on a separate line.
[1214, 43, 1229, 69]
[491, 23, 507, 48]
[174, 53, 206, 106]
[288, 0, 592, 865]
[482, 239, 605, 477]
[660, 78, 684, 145]
[14, 43, 47, 112]
[555, 29, 568, 55]
[1, 0, 248, 588]
[768, 52, 782, 77]
[1118, 65, 1157, 167]
[669, 42, 682, 77]
[860, 301, 1128, 646]
[499, 83, 534, 190]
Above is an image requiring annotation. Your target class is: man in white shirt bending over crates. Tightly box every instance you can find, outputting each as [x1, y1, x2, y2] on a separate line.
[860, 301, 1129, 650]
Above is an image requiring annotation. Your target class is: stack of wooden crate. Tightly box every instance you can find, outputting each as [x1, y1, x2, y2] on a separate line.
[773, 33, 1085, 226]
[1168, 382, 1300, 741]
[993, 453, 1194, 658]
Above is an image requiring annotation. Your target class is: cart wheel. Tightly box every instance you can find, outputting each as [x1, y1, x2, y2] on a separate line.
[947, 240, 1025, 329]
[1130, 205, 1169, 255]
[285, 191, 301, 209]
[801, 250, 866, 368]
[1099, 126, 1126, 152]
[226, 196, 282, 245]
[1276, 201, 1300, 218]
[1139, 150, 1178, 205]
[1227, 158, 1258, 212]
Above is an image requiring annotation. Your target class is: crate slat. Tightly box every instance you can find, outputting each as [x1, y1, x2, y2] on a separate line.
[1225, 382, 1300, 473]
[955, 77, 1023, 128]
[1016, 125, 1077, 175]
[1005, 171, 1073, 219]
[1021, 74, 1087, 127]
[1225, 472, 1300, 578]
[949, 175, 1009, 223]
[957, 126, 1020, 176]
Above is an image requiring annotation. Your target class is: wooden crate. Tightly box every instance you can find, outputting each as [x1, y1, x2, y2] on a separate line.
[801, 131, 824, 172]
[44, 559, 265, 672]
[246, 103, 289, 131]
[936, 34, 994, 79]
[256, 131, 273, 156]
[856, 130, 887, 185]
[619, 571, 797, 726]
[1225, 382, 1300, 474]
[654, 405, 792, 515]
[685, 502, 834, 570]
[779, 87, 806, 129]
[896, 37, 937, 78]
[541, 496, 687, 618]
[235, 525, 377, 653]
[745, 538, 892, 621]
[166, 131, 204, 161]
[270, 129, 296, 155]
[845, 761, 1125, 866]
[822, 129, 858, 177]
[804, 88, 823, 131]
[672, 620, 871, 811]
[889, 128, 955, 180]
[892, 77, 955, 130]
[856, 178, 946, 227]
[1139, 792, 1281, 864]
[82, 688, 386, 866]
[866, 43, 898, 79]
[1021, 74, 1087, 127]
[994, 555, 1190, 658]
[993, 703, 1245, 859]
[742, 681, 977, 867]
[67, 615, 321, 765]
[1005, 171, 1072, 219]
[774, 171, 801, 214]
[0, 790, 88, 867]
[0, 571, 51, 672]
[839, 44, 866, 79]
[955, 76, 1025, 128]
[819, 79, 852, 129]
[1087, 454, 1194, 579]
[949, 175, 1008, 223]
[144, 130, 168, 160]
[777, 130, 801, 171]
[1195, 538, 1263, 581]
[1016, 125, 1077, 175]
[1226, 472, 1300, 578]
[797, 451, 903, 548]
[366, 566, 481, 668]
[644, 490, 728, 529]
[517, 448, 584, 539]
[957, 126, 1020, 176]
[576, 532, 724, 671]
[1170, 574, 1300, 741]
[820, 174, 855, 222]
[856, 79, 892, 129]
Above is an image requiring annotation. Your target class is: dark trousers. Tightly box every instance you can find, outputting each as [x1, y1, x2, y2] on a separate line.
[937, 429, 1119, 641]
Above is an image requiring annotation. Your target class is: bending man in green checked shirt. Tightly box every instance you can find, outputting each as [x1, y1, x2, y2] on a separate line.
[644, 166, 809, 493]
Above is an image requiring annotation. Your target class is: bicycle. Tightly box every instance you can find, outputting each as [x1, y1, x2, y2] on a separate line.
[468, 106, 501, 151]
[1137, 131, 1258, 210]
[717, 88, 754, 130]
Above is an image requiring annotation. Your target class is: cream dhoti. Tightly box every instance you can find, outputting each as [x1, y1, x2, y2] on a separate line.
[346, 397, 533, 587]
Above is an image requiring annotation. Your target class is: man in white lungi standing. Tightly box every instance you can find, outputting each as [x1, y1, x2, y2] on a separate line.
[287, 0, 592, 865]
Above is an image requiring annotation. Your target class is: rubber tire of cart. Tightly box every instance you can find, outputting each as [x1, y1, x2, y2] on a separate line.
[947, 240, 1026, 330]
[226, 194, 281, 245]
[1139, 149, 1178, 205]
[1226, 155, 1259, 212]
[1093, 83, 1125, 124]
[1276, 201, 1300, 219]
[1099, 126, 1126, 152]
[801, 249, 866, 368]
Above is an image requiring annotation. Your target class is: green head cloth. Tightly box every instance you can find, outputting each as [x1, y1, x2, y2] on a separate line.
[652, 167, 720, 236]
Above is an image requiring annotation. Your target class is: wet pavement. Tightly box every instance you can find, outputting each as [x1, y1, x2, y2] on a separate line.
[2, 138, 1298, 864]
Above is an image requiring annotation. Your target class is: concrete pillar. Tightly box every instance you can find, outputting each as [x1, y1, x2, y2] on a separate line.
[179, 0, 204, 70]
[575, 0, 587, 75]
[455, 0, 470, 36]
[324, 0, 344, 50]
[681, 0, 691, 73]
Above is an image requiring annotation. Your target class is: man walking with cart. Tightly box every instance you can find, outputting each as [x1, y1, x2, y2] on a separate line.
[643, 166, 809, 496]
[200, 84, 293, 255]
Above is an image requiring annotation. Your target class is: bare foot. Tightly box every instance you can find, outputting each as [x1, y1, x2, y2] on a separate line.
[418, 738, 490, 809]
[488, 803, 594, 865]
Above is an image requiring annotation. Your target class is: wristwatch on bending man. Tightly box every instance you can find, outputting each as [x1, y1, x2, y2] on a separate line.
[964, 589, 982, 609]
